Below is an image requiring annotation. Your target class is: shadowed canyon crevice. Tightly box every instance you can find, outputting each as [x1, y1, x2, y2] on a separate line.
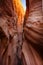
[0, 0, 43, 65]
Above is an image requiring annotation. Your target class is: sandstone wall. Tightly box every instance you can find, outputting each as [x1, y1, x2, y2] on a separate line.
[23, 0, 43, 65]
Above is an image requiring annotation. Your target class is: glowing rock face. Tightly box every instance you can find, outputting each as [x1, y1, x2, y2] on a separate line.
[0, 0, 24, 65]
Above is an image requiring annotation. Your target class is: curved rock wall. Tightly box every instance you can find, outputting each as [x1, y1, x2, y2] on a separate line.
[0, 0, 43, 65]
[23, 0, 43, 65]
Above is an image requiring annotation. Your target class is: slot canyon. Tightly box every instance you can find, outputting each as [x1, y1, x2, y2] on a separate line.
[0, 0, 43, 65]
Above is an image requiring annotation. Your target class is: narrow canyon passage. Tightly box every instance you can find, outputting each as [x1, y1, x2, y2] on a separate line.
[0, 0, 43, 65]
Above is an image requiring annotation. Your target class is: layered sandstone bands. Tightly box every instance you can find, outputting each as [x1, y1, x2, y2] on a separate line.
[23, 0, 43, 65]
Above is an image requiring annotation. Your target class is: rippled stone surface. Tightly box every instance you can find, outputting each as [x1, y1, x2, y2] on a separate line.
[0, 0, 43, 65]
[23, 0, 43, 65]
